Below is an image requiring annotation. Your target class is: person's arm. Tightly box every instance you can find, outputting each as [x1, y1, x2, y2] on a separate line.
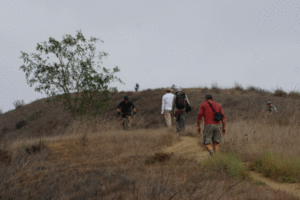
[197, 105, 203, 133]
[131, 102, 136, 114]
[172, 95, 176, 116]
[220, 108, 226, 134]
[117, 102, 122, 114]
[161, 96, 165, 115]
[185, 95, 190, 105]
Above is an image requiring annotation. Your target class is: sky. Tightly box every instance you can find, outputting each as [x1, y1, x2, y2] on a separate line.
[1, 0, 300, 112]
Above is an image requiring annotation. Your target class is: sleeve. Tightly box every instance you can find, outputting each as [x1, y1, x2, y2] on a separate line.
[185, 94, 190, 105]
[172, 95, 176, 114]
[131, 101, 135, 109]
[161, 96, 165, 114]
[117, 101, 122, 109]
[272, 105, 278, 112]
[220, 107, 225, 119]
[197, 104, 204, 121]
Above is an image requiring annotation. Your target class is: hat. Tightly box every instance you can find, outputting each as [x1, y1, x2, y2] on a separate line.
[266, 101, 272, 105]
[166, 87, 171, 92]
[177, 87, 182, 92]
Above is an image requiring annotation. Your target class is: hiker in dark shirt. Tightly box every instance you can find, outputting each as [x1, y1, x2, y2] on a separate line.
[135, 83, 140, 92]
[117, 96, 136, 128]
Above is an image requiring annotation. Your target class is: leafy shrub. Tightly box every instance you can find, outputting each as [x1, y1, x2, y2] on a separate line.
[16, 120, 27, 129]
[202, 153, 248, 180]
[13, 99, 25, 109]
[274, 88, 287, 97]
[249, 151, 300, 183]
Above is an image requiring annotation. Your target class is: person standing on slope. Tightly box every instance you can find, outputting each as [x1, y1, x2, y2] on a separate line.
[197, 94, 226, 156]
[172, 87, 191, 133]
[161, 87, 174, 127]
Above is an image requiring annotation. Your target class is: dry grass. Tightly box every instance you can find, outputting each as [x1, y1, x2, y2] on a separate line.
[0, 124, 297, 200]
[1, 87, 300, 199]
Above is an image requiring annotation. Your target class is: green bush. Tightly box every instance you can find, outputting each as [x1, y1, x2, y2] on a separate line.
[249, 151, 300, 183]
[202, 153, 248, 180]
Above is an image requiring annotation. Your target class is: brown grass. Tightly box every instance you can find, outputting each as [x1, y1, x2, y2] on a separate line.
[0, 125, 297, 199]
[1, 87, 300, 199]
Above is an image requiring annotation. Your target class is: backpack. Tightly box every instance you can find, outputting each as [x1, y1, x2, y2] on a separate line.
[175, 92, 186, 109]
[207, 101, 223, 122]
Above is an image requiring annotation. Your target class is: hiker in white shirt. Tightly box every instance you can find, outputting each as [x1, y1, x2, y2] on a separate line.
[161, 87, 174, 127]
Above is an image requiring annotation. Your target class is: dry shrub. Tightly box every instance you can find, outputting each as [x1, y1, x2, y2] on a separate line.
[13, 99, 25, 109]
[234, 82, 244, 91]
[144, 152, 172, 164]
[16, 120, 27, 129]
[274, 88, 287, 97]
[0, 149, 11, 164]
[25, 140, 46, 155]
[288, 91, 300, 99]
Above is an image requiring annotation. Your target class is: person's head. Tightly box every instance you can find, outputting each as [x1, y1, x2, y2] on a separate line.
[124, 95, 129, 103]
[267, 101, 272, 107]
[166, 87, 171, 93]
[205, 94, 213, 102]
[177, 87, 182, 92]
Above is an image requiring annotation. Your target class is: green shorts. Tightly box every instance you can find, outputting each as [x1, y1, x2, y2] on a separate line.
[203, 124, 222, 145]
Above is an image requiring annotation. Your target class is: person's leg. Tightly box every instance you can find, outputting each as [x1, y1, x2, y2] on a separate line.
[164, 111, 172, 127]
[212, 125, 222, 154]
[128, 116, 131, 127]
[122, 117, 125, 128]
[212, 142, 219, 154]
[203, 125, 214, 155]
[175, 111, 180, 132]
[180, 111, 187, 132]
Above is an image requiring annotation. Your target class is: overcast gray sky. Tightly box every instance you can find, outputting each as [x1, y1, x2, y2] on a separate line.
[1, 0, 300, 112]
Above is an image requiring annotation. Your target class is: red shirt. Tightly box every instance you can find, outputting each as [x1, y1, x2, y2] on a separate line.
[198, 101, 225, 125]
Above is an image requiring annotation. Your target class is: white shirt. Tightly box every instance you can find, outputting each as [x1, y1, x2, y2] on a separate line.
[161, 93, 174, 114]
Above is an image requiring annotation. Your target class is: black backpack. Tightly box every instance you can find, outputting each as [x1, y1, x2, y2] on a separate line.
[207, 102, 223, 122]
[175, 92, 186, 109]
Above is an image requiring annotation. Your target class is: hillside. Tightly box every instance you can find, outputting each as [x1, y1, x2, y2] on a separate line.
[1, 87, 300, 199]
[1, 87, 299, 141]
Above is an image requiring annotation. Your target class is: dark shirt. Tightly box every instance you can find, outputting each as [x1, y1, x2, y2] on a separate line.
[117, 100, 135, 113]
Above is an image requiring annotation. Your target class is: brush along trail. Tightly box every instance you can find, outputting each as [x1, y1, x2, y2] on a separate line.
[163, 136, 300, 198]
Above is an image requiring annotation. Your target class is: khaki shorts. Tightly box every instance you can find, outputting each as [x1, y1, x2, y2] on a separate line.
[203, 124, 222, 145]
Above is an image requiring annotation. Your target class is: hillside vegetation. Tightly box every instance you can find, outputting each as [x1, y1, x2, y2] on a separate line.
[1, 87, 300, 199]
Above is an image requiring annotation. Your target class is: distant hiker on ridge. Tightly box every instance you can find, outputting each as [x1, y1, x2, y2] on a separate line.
[135, 83, 139, 92]
[161, 87, 174, 127]
[197, 94, 226, 156]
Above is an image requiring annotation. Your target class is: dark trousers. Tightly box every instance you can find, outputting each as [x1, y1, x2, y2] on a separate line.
[175, 110, 187, 132]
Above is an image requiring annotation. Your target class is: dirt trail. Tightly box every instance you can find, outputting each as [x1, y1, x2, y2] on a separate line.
[163, 136, 300, 198]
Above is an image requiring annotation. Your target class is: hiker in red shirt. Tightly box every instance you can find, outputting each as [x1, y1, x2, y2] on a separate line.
[197, 94, 226, 156]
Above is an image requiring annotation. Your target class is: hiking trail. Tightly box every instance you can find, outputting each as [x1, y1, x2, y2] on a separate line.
[163, 136, 300, 198]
